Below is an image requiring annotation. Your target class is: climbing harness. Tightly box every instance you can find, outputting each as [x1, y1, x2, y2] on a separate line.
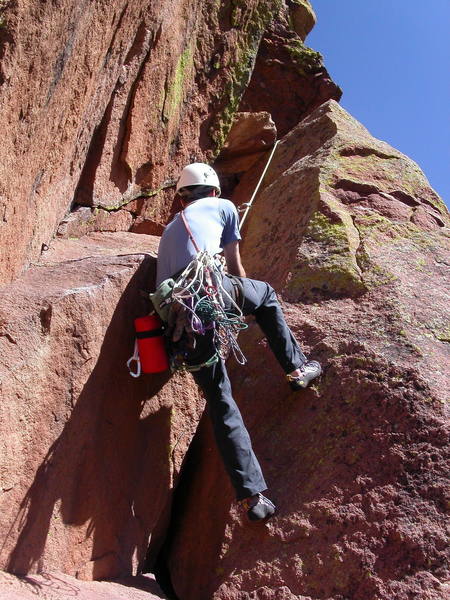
[166, 210, 248, 371]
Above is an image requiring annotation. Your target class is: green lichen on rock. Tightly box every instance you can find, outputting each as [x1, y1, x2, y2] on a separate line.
[162, 44, 194, 124]
[433, 325, 450, 343]
[209, 0, 283, 155]
[333, 151, 448, 218]
[285, 38, 323, 75]
[348, 217, 400, 288]
[286, 209, 367, 300]
[230, 0, 281, 32]
[209, 47, 258, 152]
[285, 197, 401, 300]
[355, 212, 439, 248]
[306, 210, 354, 248]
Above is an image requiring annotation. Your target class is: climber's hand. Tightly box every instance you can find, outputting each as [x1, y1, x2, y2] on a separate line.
[167, 302, 195, 349]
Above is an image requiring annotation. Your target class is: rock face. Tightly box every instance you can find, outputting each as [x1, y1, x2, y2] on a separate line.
[240, 19, 341, 138]
[0, 570, 166, 600]
[1, 1, 448, 599]
[214, 111, 278, 198]
[0, 0, 334, 285]
[162, 101, 450, 600]
[0, 232, 203, 581]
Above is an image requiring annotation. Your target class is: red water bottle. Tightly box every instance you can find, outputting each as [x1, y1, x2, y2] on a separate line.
[134, 314, 169, 373]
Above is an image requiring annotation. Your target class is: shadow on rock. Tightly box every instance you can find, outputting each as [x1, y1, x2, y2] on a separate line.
[6, 259, 175, 580]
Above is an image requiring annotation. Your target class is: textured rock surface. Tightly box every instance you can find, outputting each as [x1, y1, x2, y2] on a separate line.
[1, 1, 448, 598]
[56, 206, 134, 239]
[218, 112, 277, 160]
[0, 0, 329, 285]
[288, 0, 316, 41]
[0, 570, 167, 600]
[214, 111, 277, 198]
[240, 20, 342, 138]
[0, 232, 204, 580]
[163, 101, 450, 600]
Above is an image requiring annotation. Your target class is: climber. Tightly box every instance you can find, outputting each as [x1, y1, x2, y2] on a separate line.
[155, 162, 321, 522]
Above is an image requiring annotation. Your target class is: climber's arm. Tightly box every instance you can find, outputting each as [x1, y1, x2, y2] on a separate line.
[223, 240, 246, 278]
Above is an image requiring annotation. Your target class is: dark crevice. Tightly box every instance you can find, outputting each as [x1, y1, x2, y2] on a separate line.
[410, 206, 446, 228]
[45, 0, 90, 104]
[416, 196, 447, 219]
[144, 418, 206, 600]
[389, 190, 421, 207]
[109, 21, 153, 193]
[335, 181, 445, 227]
[123, 14, 146, 66]
[334, 178, 380, 197]
[103, 2, 129, 69]
[350, 214, 366, 276]
[74, 94, 115, 206]
[46, 24, 76, 104]
[0, 1, 16, 86]
[339, 146, 399, 160]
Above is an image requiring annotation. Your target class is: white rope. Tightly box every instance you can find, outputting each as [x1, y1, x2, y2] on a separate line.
[169, 251, 247, 364]
[239, 140, 280, 230]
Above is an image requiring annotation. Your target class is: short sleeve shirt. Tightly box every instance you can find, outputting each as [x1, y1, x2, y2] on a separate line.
[156, 197, 241, 286]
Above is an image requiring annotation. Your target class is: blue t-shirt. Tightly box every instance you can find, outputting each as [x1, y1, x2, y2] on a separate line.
[156, 197, 241, 286]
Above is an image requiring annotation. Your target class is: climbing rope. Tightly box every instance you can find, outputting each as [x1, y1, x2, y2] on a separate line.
[170, 249, 248, 367]
[239, 139, 279, 229]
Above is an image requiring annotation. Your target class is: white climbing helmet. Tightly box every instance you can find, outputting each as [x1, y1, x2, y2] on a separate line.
[176, 162, 221, 194]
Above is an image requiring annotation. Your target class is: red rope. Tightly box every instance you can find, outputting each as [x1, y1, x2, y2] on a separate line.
[181, 210, 201, 254]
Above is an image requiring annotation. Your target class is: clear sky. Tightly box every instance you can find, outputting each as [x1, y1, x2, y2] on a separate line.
[306, 0, 449, 206]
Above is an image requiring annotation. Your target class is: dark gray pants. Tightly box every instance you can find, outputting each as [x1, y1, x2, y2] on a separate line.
[191, 276, 307, 500]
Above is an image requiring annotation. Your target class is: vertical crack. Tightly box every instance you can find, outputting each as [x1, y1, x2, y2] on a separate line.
[350, 214, 366, 276]
[74, 19, 159, 207]
[144, 419, 205, 600]
[115, 21, 156, 186]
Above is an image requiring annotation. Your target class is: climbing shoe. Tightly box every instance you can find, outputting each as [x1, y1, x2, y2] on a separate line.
[241, 493, 276, 522]
[287, 360, 322, 390]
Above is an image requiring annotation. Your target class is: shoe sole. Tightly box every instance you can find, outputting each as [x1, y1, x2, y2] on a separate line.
[289, 369, 322, 390]
[248, 507, 276, 523]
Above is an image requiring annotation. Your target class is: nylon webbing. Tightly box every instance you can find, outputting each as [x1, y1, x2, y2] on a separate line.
[181, 210, 201, 253]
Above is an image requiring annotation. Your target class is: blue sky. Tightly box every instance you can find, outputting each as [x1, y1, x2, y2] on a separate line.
[306, 0, 449, 206]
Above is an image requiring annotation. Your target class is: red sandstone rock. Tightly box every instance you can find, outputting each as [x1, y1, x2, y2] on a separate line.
[218, 112, 277, 162]
[240, 21, 342, 138]
[57, 207, 134, 239]
[0, 571, 166, 600]
[164, 101, 450, 600]
[214, 111, 278, 198]
[0, 232, 204, 580]
[288, 0, 316, 41]
[0, 1, 309, 286]
[0, 0, 337, 285]
[2, 1, 447, 598]
[40, 231, 159, 265]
